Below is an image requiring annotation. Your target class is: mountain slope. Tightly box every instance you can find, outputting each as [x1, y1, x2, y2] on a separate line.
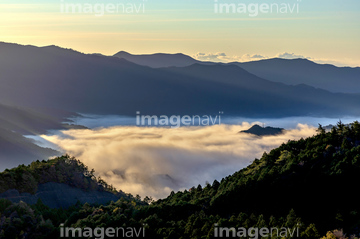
[234, 58, 360, 93]
[162, 63, 360, 117]
[0, 103, 89, 170]
[0, 103, 70, 135]
[0, 127, 59, 171]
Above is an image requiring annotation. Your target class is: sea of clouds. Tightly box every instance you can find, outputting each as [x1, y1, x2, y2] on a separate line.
[41, 122, 316, 199]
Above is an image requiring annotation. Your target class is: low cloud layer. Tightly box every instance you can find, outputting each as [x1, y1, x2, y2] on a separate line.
[42, 123, 316, 199]
[194, 52, 265, 62]
[193, 52, 359, 67]
[275, 52, 309, 59]
[194, 52, 229, 62]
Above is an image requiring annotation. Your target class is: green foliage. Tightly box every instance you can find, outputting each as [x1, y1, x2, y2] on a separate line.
[0, 155, 121, 195]
[0, 199, 12, 213]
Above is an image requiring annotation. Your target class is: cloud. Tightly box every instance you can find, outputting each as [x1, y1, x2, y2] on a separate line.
[193, 53, 267, 63]
[250, 54, 266, 59]
[307, 58, 360, 67]
[193, 52, 266, 62]
[273, 53, 360, 67]
[42, 123, 316, 199]
[194, 52, 229, 62]
[193, 51, 359, 67]
[238, 54, 267, 62]
[275, 52, 310, 60]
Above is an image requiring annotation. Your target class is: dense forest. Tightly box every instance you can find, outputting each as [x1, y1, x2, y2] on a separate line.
[1, 122, 360, 238]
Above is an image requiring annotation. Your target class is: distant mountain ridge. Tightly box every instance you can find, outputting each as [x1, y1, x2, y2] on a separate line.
[0, 42, 360, 119]
[113, 51, 200, 68]
[113, 50, 360, 94]
[233, 58, 360, 93]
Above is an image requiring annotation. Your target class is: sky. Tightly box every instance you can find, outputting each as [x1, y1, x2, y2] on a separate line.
[0, 0, 359, 66]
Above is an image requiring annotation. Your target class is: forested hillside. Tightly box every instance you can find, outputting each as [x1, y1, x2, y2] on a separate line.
[0, 155, 121, 195]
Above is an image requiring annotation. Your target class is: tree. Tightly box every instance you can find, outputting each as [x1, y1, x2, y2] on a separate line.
[285, 209, 297, 227]
[212, 180, 220, 190]
[317, 124, 326, 135]
[302, 224, 320, 239]
[144, 196, 154, 204]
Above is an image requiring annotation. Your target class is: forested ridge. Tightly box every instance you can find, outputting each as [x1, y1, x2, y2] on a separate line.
[1, 122, 360, 238]
[0, 155, 123, 195]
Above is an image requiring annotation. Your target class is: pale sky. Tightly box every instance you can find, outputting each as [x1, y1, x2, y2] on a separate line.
[0, 0, 359, 66]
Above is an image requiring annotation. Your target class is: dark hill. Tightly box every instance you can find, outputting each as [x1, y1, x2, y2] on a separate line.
[240, 124, 284, 136]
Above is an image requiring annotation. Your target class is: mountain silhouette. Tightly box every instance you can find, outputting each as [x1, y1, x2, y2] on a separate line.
[239, 124, 284, 136]
[0, 42, 360, 118]
[114, 50, 360, 93]
[113, 51, 200, 68]
[234, 58, 360, 93]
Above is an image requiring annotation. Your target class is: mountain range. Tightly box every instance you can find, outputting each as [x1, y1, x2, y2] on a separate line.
[1, 41, 360, 168]
[0, 42, 360, 118]
[1, 42, 360, 237]
[113, 50, 360, 94]
[234, 58, 360, 93]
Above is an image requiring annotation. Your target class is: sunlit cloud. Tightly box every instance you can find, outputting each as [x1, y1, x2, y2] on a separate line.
[275, 52, 309, 59]
[42, 123, 316, 199]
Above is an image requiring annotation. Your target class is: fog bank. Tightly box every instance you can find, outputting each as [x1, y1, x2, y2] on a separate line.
[42, 123, 316, 199]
